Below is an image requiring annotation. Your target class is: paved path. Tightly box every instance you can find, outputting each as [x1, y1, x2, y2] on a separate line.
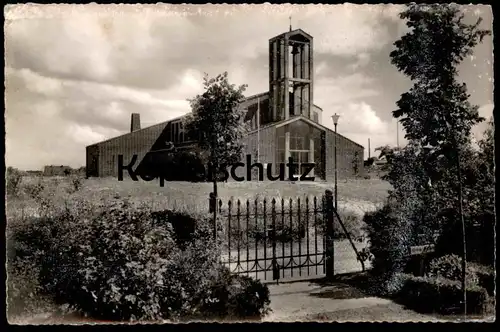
[262, 281, 443, 322]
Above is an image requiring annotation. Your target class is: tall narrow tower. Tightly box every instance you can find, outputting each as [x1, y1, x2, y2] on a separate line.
[269, 29, 314, 122]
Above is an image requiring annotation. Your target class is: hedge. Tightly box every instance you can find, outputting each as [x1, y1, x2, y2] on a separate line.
[397, 274, 488, 315]
[428, 254, 495, 297]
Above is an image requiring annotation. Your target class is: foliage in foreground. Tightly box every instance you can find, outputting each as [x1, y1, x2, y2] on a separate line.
[397, 274, 489, 315]
[428, 254, 495, 297]
[6, 167, 23, 197]
[7, 198, 270, 321]
[363, 4, 494, 296]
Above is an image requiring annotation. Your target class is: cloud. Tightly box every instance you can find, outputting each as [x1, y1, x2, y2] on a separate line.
[4, 4, 492, 170]
[315, 73, 381, 112]
[5, 4, 404, 91]
[320, 102, 399, 159]
[4, 67, 202, 169]
[336, 102, 389, 135]
[349, 53, 371, 70]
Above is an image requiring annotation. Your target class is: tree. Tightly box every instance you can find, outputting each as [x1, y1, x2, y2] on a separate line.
[375, 145, 402, 162]
[352, 151, 361, 175]
[389, 4, 490, 314]
[184, 72, 248, 198]
[374, 145, 402, 174]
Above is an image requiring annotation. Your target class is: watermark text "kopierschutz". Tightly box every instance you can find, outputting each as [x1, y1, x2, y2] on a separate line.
[117, 154, 315, 186]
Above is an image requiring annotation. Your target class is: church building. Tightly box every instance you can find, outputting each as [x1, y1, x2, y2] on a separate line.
[86, 28, 365, 181]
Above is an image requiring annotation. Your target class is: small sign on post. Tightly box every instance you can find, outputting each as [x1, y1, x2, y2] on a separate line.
[410, 244, 435, 256]
[409, 243, 436, 277]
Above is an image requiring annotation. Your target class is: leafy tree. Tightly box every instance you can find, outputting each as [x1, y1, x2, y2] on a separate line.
[366, 4, 491, 298]
[390, 4, 489, 160]
[375, 145, 402, 162]
[388, 3, 491, 312]
[389, 4, 490, 234]
[374, 145, 402, 174]
[184, 72, 248, 197]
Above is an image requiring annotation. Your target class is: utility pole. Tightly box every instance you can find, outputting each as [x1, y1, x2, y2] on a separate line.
[368, 138, 371, 159]
[397, 121, 400, 148]
[444, 116, 467, 317]
[331, 114, 340, 211]
[257, 97, 260, 163]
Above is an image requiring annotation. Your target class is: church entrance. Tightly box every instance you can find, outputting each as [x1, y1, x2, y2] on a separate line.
[289, 150, 310, 179]
[275, 119, 325, 181]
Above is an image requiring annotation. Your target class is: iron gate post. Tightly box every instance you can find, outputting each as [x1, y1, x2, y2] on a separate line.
[325, 190, 335, 279]
[209, 192, 217, 240]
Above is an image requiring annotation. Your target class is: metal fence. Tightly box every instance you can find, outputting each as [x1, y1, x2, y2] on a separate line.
[210, 189, 365, 283]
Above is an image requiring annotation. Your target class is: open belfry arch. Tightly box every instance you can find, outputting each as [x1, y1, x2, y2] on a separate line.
[269, 29, 313, 122]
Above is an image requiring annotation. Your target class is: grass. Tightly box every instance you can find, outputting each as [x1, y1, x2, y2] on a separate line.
[6, 175, 390, 220]
[6, 175, 390, 248]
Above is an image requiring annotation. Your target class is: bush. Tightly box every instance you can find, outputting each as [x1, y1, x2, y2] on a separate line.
[333, 210, 365, 242]
[397, 274, 488, 315]
[8, 198, 271, 321]
[6, 257, 54, 318]
[6, 167, 23, 197]
[476, 269, 495, 297]
[363, 203, 410, 279]
[150, 210, 200, 248]
[428, 254, 495, 296]
[197, 267, 270, 321]
[436, 213, 495, 267]
[428, 254, 479, 285]
[70, 176, 83, 193]
[23, 180, 45, 201]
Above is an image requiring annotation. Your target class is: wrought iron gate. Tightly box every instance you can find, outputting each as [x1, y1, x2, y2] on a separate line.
[218, 194, 328, 282]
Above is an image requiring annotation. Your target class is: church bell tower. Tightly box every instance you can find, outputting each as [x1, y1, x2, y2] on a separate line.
[268, 28, 314, 122]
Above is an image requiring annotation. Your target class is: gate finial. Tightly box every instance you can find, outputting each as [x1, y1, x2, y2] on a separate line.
[289, 16, 292, 32]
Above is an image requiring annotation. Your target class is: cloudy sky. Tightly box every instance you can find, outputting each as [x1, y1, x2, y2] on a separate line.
[5, 4, 493, 170]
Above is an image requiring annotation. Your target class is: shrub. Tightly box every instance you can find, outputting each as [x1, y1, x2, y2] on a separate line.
[70, 176, 83, 193]
[23, 180, 45, 201]
[435, 213, 495, 267]
[8, 198, 271, 321]
[196, 267, 270, 321]
[333, 210, 365, 242]
[476, 269, 495, 297]
[6, 167, 23, 197]
[428, 254, 496, 296]
[363, 203, 410, 279]
[6, 257, 54, 319]
[428, 254, 480, 286]
[469, 264, 495, 297]
[397, 274, 488, 315]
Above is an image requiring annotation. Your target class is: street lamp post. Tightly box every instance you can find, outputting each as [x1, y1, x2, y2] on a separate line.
[331, 113, 340, 211]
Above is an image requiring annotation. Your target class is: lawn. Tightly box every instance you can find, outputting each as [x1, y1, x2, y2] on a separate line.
[6, 176, 391, 219]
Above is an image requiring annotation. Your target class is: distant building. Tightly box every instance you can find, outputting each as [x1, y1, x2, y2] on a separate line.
[26, 170, 43, 176]
[43, 165, 72, 176]
[373, 156, 388, 166]
[86, 28, 365, 181]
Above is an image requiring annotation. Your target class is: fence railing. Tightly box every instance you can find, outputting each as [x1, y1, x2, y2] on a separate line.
[218, 195, 326, 281]
[209, 189, 367, 282]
